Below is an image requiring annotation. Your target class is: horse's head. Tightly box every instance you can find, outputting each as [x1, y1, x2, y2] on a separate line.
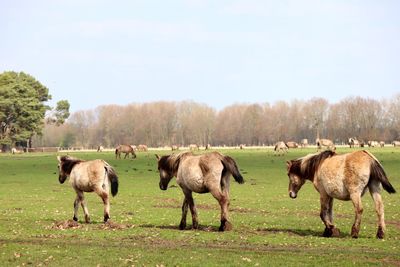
[286, 160, 306, 199]
[155, 154, 175, 190]
[57, 156, 68, 184]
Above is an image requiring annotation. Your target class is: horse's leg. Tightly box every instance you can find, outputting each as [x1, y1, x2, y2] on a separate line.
[320, 195, 339, 237]
[179, 194, 189, 230]
[73, 194, 80, 222]
[209, 181, 231, 232]
[350, 193, 363, 238]
[96, 188, 110, 222]
[75, 191, 90, 223]
[184, 190, 198, 229]
[369, 182, 385, 239]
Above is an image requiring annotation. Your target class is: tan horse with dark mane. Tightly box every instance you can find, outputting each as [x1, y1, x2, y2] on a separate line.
[57, 156, 119, 223]
[156, 151, 245, 231]
[286, 150, 396, 239]
[115, 144, 137, 159]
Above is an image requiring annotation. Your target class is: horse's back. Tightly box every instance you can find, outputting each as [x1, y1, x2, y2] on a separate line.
[177, 153, 224, 193]
[317, 151, 372, 199]
[71, 160, 106, 191]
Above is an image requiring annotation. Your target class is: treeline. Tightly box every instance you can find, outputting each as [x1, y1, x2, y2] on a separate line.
[34, 95, 400, 148]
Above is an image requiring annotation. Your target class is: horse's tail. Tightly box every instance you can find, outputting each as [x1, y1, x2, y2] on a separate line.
[221, 155, 244, 184]
[105, 163, 119, 197]
[365, 151, 396, 194]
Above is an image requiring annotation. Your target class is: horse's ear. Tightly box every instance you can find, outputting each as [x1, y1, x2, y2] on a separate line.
[155, 154, 160, 161]
[286, 161, 292, 169]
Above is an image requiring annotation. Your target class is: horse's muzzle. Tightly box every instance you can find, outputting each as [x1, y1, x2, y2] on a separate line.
[59, 175, 67, 184]
[289, 191, 297, 199]
[159, 182, 167, 191]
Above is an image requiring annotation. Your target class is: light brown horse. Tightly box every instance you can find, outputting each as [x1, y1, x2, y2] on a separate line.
[115, 144, 137, 159]
[57, 156, 119, 223]
[156, 151, 245, 231]
[316, 138, 335, 151]
[286, 141, 299, 148]
[274, 141, 288, 156]
[286, 150, 396, 239]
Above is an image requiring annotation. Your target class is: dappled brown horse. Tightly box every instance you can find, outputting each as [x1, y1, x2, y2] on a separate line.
[316, 138, 335, 151]
[156, 151, 245, 231]
[287, 150, 396, 239]
[115, 144, 137, 159]
[57, 156, 119, 223]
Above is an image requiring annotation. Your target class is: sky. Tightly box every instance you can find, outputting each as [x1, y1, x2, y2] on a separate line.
[1, 0, 399, 112]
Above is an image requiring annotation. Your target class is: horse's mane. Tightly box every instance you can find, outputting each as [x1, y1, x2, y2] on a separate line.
[289, 150, 336, 180]
[159, 152, 193, 175]
[60, 156, 84, 175]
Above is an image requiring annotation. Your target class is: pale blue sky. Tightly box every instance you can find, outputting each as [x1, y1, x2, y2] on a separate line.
[1, 0, 399, 112]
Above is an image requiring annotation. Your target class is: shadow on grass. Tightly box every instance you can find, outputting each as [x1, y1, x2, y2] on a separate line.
[257, 227, 324, 237]
[140, 224, 220, 232]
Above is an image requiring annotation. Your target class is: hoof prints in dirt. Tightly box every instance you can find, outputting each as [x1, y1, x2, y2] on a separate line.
[50, 220, 133, 230]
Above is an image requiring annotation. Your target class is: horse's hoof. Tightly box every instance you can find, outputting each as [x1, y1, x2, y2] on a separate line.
[73, 216, 78, 222]
[85, 215, 91, 224]
[179, 223, 186, 230]
[192, 222, 199, 229]
[104, 214, 110, 223]
[322, 227, 332, 237]
[351, 225, 359, 238]
[376, 226, 385, 239]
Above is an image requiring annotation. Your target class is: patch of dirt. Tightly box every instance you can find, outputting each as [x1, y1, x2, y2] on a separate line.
[99, 221, 134, 230]
[50, 220, 81, 230]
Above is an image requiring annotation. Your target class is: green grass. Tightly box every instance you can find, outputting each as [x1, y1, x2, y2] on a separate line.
[0, 147, 399, 266]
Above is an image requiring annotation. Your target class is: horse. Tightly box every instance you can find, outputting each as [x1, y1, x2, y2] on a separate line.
[137, 144, 148, 152]
[11, 147, 23, 154]
[368, 141, 379, 147]
[348, 137, 360, 148]
[300, 139, 308, 148]
[286, 150, 396, 239]
[155, 151, 245, 231]
[379, 141, 385, 148]
[115, 144, 137, 159]
[57, 156, 119, 223]
[392, 141, 400, 147]
[316, 138, 335, 151]
[286, 141, 299, 148]
[205, 144, 211, 150]
[189, 144, 199, 151]
[97, 145, 104, 152]
[274, 141, 288, 156]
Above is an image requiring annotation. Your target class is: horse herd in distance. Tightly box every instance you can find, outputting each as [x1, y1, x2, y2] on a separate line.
[5, 138, 400, 155]
[274, 138, 400, 156]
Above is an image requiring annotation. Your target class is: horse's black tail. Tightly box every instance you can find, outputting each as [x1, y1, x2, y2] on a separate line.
[367, 152, 396, 194]
[105, 163, 119, 197]
[221, 156, 244, 184]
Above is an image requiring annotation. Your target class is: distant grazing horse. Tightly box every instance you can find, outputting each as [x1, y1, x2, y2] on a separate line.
[316, 138, 335, 151]
[368, 141, 379, 147]
[137, 144, 148, 152]
[379, 141, 385, 148]
[115, 144, 137, 159]
[348, 138, 360, 148]
[97, 145, 104, 152]
[300, 139, 308, 148]
[11, 147, 23, 154]
[189, 144, 199, 151]
[286, 150, 396, 239]
[171, 145, 179, 151]
[205, 144, 211, 150]
[156, 151, 245, 231]
[286, 141, 298, 148]
[274, 141, 288, 156]
[57, 156, 119, 223]
[392, 141, 400, 147]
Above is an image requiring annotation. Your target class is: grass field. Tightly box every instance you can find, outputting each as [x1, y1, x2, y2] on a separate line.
[0, 147, 399, 266]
